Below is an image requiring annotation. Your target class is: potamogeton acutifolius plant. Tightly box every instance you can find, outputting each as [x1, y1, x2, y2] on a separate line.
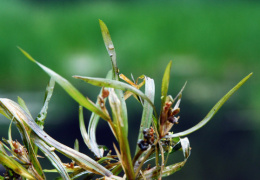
[0, 20, 252, 179]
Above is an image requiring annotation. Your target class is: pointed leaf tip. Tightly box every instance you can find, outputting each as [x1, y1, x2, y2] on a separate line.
[18, 47, 36, 62]
[99, 19, 118, 80]
[17, 49, 110, 121]
[161, 60, 173, 109]
[166, 72, 253, 138]
[99, 19, 104, 25]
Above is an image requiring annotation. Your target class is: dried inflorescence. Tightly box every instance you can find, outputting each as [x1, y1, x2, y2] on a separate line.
[11, 140, 31, 165]
[138, 127, 156, 151]
[98, 87, 110, 110]
[159, 95, 181, 139]
[167, 108, 180, 124]
[64, 162, 75, 169]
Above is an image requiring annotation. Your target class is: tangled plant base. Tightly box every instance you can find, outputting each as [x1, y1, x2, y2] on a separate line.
[0, 20, 252, 180]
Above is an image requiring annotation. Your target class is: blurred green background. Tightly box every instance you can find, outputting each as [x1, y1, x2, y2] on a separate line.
[0, 0, 259, 179]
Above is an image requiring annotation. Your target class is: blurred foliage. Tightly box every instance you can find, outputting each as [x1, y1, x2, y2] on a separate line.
[0, 0, 259, 179]
[1, 0, 259, 122]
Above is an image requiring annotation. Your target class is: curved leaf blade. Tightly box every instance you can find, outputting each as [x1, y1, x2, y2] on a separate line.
[0, 98, 113, 177]
[32, 134, 71, 180]
[99, 19, 118, 80]
[135, 77, 155, 154]
[73, 76, 158, 118]
[86, 71, 112, 158]
[18, 47, 110, 121]
[108, 89, 135, 179]
[36, 78, 55, 128]
[79, 106, 102, 157]
[17, 97, 33, 119]
[167, 73, 253, 138]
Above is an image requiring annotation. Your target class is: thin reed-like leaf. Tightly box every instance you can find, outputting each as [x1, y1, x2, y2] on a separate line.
[0, 142, 8, 155]
[32, 134, 71, 180]
[99, 19, 118, 80]
[0, 98, 113, 177]
[8, 118, 14, 150]
[87, 71, 112, 158]
[74, 139, 79, 152]
[79, 106, 92, 153]
[135, 77, 155, 154]
[36, 78, 55, 129]
[17, 97, 33, 119]
[160, 61, 172, 111]
[109, 89, 135, 179]
[18, 47, 110, 121]
[166, 73, 253, 138]
[73, 76, 157, 118]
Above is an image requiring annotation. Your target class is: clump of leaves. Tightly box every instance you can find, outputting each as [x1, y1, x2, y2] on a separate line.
[0, 20, 252, 180]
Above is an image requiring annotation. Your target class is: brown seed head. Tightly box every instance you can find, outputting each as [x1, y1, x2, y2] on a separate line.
[102, 88, 110, 98]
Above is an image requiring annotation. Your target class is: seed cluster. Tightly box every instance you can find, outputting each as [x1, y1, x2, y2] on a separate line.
[167, 107, 180, 124]
[98, 88, 110, 109]
[12, 140, 27, 156]
[138, 127, 155, 151]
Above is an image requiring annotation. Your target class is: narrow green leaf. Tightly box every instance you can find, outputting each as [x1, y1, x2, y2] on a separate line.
[36, 78, 55, 129]
[0, 106, 9, 119]
[32, 134, 71, 180]
[135, 77, 155, 154]
[74, 139, 79, 152]
[51, 168, 90, 180]
[167, 73, 253, 138]
[173, 81, 187, 103]
[86, 71, 112, 158]
[161, 61, 172, 110]
[18, 47, 110, 121]
[17, 97, 35, 147]
[115, 88, 129, 135]
[0, 98, 113, 177]
[108, 89, 135, 179]
[17, 97, 33, 119]
[108, 89, 124, 132]
[99, 19, 118, 80]
[87, 109, 104, 157]
[43, 168, 83, 173]
[79, 106, 93, 154]
[74, 76, 158, 118]
[8, 118, 14, 150]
